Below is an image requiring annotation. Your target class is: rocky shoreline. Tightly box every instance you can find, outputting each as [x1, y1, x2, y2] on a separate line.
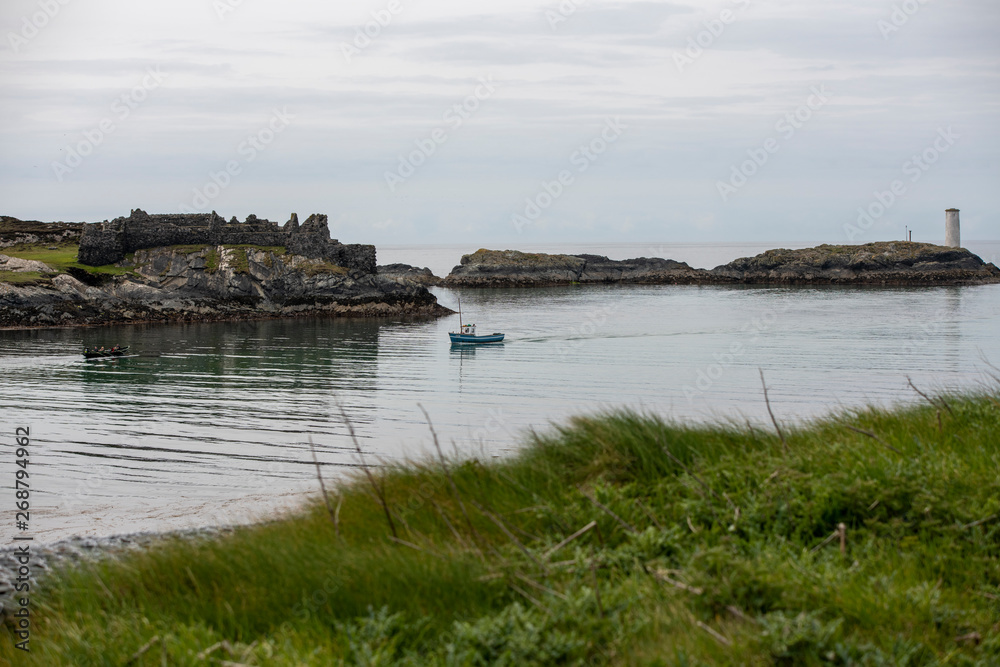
[0, 214, 451, 330]
[0, 246, 449, 330]
[3, 213, 998, 331]
[439, 243, 1000, 287]
[0, 250, 450, 328]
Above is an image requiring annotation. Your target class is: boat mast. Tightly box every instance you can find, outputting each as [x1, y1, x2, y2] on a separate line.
[457, 296, 463, 329]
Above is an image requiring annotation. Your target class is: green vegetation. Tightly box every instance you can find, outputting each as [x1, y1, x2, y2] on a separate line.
[203, 246, 220, 274]
[222, 245, 284, 274]
[228, 246, 249, 274]
[168, 244, 285, 274]
[224, 243, 286, 255]
[0, 243, 134, 281]
[468, 248, 583, 269]
[301, 259, 348, 276]
[0, 242, 291, 283]
[4, 390, 999, 665]
[0, 270, 47, 284]
[168, 244, 213, 255]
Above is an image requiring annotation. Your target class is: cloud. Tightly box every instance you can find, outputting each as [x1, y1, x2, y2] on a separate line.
[0, 0, 996, 245]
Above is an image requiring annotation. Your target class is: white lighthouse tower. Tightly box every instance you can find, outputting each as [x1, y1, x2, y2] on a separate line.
[945, 208, 960, 247]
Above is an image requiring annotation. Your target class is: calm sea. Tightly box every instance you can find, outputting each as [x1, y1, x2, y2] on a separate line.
[2, 241, 998, 542]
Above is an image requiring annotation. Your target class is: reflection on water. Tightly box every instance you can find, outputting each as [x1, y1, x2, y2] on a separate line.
[1, 282, 999, 542]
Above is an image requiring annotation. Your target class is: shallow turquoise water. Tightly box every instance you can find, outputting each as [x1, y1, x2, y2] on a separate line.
[1, 245, 999, 541]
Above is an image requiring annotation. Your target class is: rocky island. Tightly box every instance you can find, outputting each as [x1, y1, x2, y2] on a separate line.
[442, 250, 705, 286]
[377, 263, 442, 286]
[442, 243, 1000, 287]
[4, 212, 997, 330]
[0, 210, 448, 329]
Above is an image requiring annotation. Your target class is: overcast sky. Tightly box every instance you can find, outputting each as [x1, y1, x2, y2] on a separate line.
[1, 0, 997, 246]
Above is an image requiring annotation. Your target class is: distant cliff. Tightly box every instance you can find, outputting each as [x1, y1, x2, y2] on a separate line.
[443, 243, 1000, 287]
[78, 209, 375, 274]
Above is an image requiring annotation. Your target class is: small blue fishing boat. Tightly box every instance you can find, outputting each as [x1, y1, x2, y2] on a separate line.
[449, 325, 505, 344]
[449, 298, 504, 344]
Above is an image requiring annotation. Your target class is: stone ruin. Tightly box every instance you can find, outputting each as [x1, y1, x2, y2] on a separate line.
[77, 209, 376, 273]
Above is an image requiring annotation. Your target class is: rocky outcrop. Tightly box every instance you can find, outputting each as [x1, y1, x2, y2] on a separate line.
[0, 216, 83, 248]
[708, 242, 1000, 285]
[0, 245, 449, 329]
[443, 249, 705, 287]
[443, 244, 1000, 288]
[445, 250, 584, 287]
[78, 209, 376, 273]
[377, 264, 443, 286]
[574, 254, 706, 284]
[0, 253, 57, 274]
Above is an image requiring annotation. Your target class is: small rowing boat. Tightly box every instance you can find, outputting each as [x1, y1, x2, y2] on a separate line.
[448, 298, 504, 344]
[83, 345, 130, 359]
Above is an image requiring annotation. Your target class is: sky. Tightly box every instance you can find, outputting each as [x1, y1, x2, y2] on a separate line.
[1, 0, 998, 246]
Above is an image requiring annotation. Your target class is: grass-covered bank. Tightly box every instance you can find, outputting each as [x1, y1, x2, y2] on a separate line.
[3, 391, 999, 665]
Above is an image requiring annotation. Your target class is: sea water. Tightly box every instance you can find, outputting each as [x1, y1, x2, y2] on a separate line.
[1, 241, 998, 541]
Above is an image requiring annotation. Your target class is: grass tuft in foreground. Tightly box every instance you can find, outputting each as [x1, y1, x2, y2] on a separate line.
[3, 388, 999, 665]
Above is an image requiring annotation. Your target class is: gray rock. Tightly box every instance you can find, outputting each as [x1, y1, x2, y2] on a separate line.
[444, 250, 703, 286]
[708, 242, 1000, 285]
[77, 209, 376, 273]
[0, 245, 450, 328]
[377, 264, 443, 286]
[443, 243, 1000, 288]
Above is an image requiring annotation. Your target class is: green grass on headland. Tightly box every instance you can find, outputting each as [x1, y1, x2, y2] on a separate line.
[4, 389, 999, 665]
[0, 270, 46, 284]
[301, 259, 349, 276]
[0, 243, 133, 281]
[0, 243, 292, 284]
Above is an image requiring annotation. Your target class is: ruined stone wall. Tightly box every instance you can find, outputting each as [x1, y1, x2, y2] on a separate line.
[78, 209, 376, 273]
